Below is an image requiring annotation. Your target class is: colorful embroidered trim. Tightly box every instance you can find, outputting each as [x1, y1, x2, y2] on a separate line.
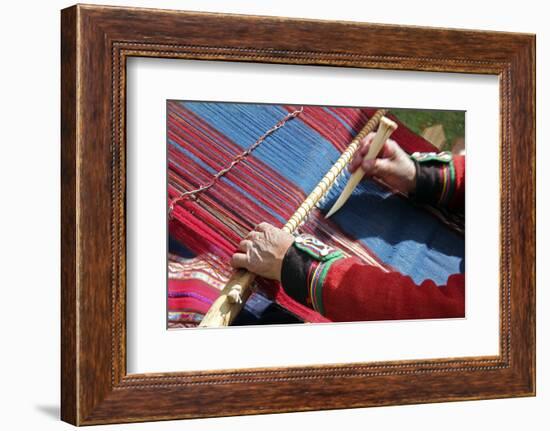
[438, 156, 456, 206]
[307, 254, 345, 315]
[410, 151, 453, 163]
[293, 234, 344, 262]
[410, 151, 458, 209]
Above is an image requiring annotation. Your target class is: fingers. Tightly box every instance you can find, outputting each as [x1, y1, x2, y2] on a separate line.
[360, 158, 378, 177]
[379, 138, 399, 159]
[357, 132, 376, 157]
[233, 235, 257, 270]
[349, 133, 376, 173]
[361, 157, 392, 178]
[254, 222, 272, 232]
[239, 224, 271, 253]
[238, 239, 253, 252]
[230, 252, 249, 269]
[349, 134, 398, 174]
[348, 150, 364, 173]
[245, 230, 262, 241]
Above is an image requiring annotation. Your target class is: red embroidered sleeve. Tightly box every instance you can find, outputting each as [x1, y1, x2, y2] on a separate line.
[318, 257, 465, 322]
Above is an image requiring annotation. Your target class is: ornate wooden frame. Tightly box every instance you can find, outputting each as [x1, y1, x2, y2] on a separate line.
[61, 4, 536, 425]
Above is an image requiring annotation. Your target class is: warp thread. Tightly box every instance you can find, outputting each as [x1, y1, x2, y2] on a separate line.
[167, 102, 465, 324]
[168, 106, 304, 218]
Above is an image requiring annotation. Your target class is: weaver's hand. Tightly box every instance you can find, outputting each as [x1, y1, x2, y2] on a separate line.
[349, 132, 416, 194]
[231, 222, 294, 282]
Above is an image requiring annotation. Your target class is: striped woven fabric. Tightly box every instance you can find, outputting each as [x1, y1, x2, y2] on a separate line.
[168, 253, 231, 328]
[167, 101, 465, 326]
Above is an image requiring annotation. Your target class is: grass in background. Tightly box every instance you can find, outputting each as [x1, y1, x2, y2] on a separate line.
[390, 109, 465, 152]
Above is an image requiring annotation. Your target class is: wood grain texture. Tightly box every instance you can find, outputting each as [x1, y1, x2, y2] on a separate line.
[60, 6, 78, 424]
[60, 4, 536, 425]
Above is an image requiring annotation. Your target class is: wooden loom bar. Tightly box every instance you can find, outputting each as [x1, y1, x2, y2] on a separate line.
[199, 109, 388, 327]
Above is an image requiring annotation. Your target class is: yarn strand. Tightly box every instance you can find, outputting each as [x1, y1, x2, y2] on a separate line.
[168, 106, 304, 217]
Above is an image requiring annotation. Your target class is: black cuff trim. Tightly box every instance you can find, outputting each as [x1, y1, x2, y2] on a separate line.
[281, 245, 315, 306]
[411, 159, 444, 206]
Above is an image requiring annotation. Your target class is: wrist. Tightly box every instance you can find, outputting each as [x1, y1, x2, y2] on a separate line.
[408, 151, 455, 206]
[404, 158, 417, 194]
[281, 234, 344, 308]
[275, 236, 295, 282]
[281, 243, 313, 305]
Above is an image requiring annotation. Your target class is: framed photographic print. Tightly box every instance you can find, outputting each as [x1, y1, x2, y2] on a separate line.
[61, 4, 536, 425]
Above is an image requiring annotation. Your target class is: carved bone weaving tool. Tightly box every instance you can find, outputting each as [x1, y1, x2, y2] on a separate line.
[198, 109, 388, 327]
[325, 116, 398, 218]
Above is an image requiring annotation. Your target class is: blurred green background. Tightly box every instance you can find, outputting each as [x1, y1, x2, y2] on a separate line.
[390, 108, 465, 152]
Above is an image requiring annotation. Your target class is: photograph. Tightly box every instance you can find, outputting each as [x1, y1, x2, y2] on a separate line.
[167, 101, 466, 328]
[54, 3, 536, 425]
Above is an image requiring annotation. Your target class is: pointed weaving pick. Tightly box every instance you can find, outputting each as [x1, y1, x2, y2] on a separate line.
[199, 109, 388, 327]
[325, 117, 398, 218]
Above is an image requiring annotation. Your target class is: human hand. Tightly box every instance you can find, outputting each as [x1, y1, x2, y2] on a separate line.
[230, 222, 295, 281]
[348, 132, 417, 194]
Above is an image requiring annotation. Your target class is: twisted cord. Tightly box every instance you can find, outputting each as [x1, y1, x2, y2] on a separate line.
[168, 106, 304, 217]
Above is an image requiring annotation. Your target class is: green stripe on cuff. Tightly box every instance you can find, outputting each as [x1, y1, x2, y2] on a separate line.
[440, 159, 456, 206]
[312, 255, 344, 316]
